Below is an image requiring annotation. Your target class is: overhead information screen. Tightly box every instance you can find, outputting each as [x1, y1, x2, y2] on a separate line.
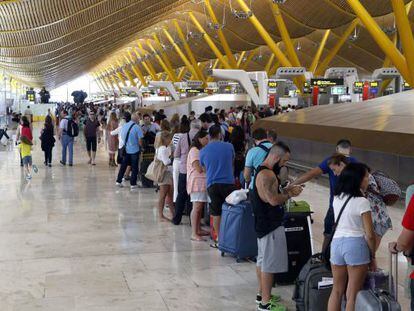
[310, 78, 344, 87]
[26, 90, 35, 102]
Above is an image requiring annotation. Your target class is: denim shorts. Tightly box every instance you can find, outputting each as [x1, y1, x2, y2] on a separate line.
[330, 236, 370, 266]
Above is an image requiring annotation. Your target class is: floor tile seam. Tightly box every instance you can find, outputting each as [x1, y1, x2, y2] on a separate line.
[156, 289, 171, 311]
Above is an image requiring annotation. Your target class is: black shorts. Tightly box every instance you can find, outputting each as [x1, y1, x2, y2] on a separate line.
[86, 137, 97, 152]
[207, 183, 237, 216]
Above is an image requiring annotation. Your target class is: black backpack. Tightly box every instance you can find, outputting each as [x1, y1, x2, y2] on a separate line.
[66, 118, 79, 137]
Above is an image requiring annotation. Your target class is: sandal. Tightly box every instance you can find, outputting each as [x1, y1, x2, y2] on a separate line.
[209, 241, 219, 249]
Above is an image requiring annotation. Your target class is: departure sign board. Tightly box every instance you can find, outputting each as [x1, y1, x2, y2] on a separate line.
[268, 81, 278, 88]
[370, 81, 379, 88]
[311, 78, 344, 87]
[353, 81, 364, 94]
[26, 90, 35, 102]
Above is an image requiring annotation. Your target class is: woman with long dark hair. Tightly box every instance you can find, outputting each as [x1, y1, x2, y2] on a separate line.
[328, 163, 377, 311]
[40, 115, 55, 167]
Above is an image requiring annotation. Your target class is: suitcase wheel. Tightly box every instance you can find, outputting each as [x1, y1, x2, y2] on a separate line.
[236, 258, 241, 263]
[221, 252, 225, 257]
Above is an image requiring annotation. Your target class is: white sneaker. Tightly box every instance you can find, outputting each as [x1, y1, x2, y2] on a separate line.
[130, 185, 138, 190]
[26, 174, 32, 180]
[116, 182, 123, 188]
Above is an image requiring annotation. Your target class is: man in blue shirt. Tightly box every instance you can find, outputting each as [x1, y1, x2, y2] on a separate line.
[116, 112, 143, 190]
[291, 139, 357, 246]
[200, 125, 236, 246]
[244, 128, 274, 189]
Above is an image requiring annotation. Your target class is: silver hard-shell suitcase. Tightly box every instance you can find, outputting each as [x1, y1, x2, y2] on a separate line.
[355, 251, 401, 311]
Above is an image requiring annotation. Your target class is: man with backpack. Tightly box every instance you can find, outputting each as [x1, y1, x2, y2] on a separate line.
[58, 110, 78, 166]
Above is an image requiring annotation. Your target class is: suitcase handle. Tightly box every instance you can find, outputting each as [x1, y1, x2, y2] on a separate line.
[388, 250, 398, 301]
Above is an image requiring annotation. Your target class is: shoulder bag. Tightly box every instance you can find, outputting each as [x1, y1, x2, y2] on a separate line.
[145, 148, 167, 183]
[119, 123, 135, 159]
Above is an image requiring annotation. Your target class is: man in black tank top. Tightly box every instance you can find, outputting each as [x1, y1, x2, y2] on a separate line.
[252, 142, 303, 311]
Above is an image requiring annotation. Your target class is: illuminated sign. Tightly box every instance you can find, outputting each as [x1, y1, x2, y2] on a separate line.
[26, 90, 35, 101]
[370, 81, 379, 88]
[310, 78, 344, 87]
[354, 81, 364, 88]
[268, 81, 278, 88]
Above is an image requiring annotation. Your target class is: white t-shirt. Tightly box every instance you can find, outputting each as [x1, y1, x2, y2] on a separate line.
[333, 195, 371, 238]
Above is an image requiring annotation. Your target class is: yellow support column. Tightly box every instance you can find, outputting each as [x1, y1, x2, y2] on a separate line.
[92, 74, 105, 91]
[310, 30, 330, 73]
[264, 54, 275, 74]
[391, 0, 414, 85]
[146, 40, 177, 82]
[346, 0, 410, 83]
[100, 71, 114, 90]
[204, 0, 237, 67]
[315, 19, 359, 76]
[188, 12, 232, 69]
[173, 20, 206, 82]
[118, 61, 137, 87]
[134, 43, 158, 81]
[162, 28, 202, 81]
[269, 61, 280, 76]
[236, 51, 246, 68]
[125, 53, 148, 87]
[235, 0, 292, 68]
[241, 49, 258, 70]
[177, 67, 187, 81]
[270, 2, 301, 67]
[106, 70, 122, 90]
[113, 67, 127, 88]
[152, 34, 177, 77]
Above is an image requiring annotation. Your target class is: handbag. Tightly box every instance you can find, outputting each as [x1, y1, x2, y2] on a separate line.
[322, 195, 352, 268]
[145, 152, 167, 183]
[119, 123, 135, 159]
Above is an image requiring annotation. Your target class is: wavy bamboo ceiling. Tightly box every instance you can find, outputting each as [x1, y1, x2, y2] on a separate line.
[0, 0, 411, 88]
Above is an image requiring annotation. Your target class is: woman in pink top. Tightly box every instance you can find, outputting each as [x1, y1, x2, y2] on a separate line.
[187, 130, 209, 241]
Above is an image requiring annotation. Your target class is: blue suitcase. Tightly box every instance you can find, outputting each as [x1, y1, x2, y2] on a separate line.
[218, 201, 258, 262]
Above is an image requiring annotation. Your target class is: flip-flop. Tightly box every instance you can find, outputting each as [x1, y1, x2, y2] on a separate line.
[209, 241, 219, 249]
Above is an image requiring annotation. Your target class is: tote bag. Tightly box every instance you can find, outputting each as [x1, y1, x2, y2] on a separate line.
[145, 157, 166, 183]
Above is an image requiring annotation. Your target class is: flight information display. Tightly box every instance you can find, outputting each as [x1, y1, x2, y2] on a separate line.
[310, 78, 344, 87]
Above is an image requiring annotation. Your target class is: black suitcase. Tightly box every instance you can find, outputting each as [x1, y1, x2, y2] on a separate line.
[140, 152, 154, 188]
[274, 212, 313, 285]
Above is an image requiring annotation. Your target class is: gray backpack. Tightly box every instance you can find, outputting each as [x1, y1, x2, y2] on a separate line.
[293, 253, 332, 311]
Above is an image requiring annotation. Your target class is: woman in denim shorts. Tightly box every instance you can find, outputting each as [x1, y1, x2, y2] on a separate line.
[328, 163, 377, 311]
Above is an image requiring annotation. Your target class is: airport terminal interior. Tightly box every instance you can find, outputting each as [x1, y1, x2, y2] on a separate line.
[1, 0, 414, 310]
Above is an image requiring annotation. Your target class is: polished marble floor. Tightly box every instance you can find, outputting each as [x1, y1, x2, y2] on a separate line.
[0, 128, 410, 310]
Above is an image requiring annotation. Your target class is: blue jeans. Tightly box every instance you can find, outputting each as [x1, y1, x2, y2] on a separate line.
[61, 134, 74, 165]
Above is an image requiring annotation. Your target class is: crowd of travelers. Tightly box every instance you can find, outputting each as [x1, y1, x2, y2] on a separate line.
[8, 101, 414, 311]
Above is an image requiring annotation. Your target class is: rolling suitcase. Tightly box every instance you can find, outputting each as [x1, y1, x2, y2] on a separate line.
[218, 201, 257, 262]
[274, 201, 313, 285]
[355, 251, 401, 311]
[293, 253, 333, 311]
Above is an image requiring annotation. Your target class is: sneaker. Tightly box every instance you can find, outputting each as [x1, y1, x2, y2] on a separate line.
[256, 294, 281, 305]
[130, 185, 138, 190]
[60, 161, 66, 166]
[116, 182, 123, 188]
[124, 176, 131, 181]
[68, 163, 73, 167]
[257, 302, 286, 311]
[32, 165, 38, 173]
[48, 163, 52, 167]
[26, 174, 32, 180]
